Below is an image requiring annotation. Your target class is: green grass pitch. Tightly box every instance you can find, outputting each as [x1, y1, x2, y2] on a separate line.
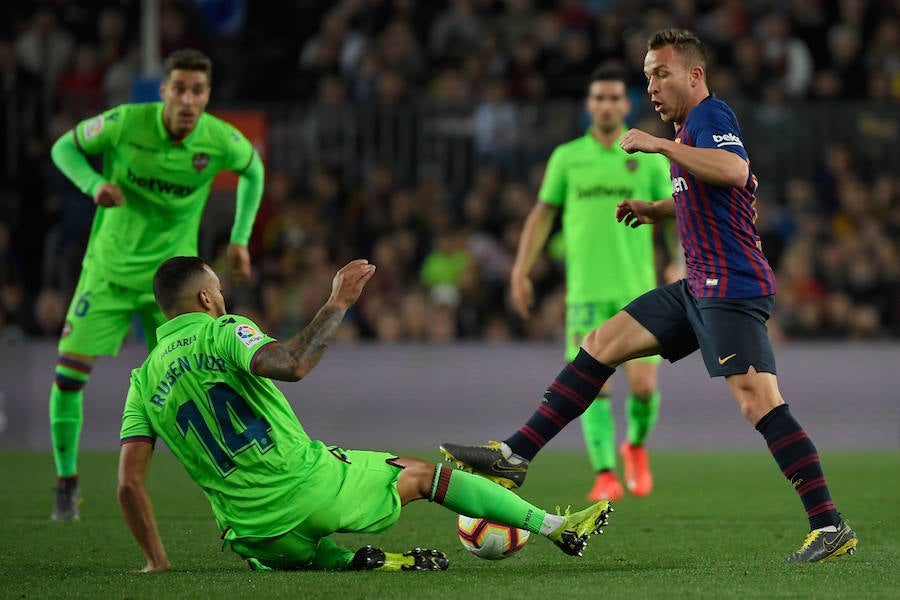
[2, 449, 897, 599]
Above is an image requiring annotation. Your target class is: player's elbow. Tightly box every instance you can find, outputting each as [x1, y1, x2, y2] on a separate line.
[291, 362, 314, 382]
[50, 131, 74, 164]
[284, 369, 304, 382]
[724, 158, 750, 188]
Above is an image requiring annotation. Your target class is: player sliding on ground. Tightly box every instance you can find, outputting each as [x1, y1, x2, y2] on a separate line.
[117, 257, 612, 572]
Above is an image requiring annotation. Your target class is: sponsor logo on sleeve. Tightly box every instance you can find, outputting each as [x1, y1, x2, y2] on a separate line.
[712, 133, 744, 148]
[235, 323, 264, 348]
[83, 116, 105, 139]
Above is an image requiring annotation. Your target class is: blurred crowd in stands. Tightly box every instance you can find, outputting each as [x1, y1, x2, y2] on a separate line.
[0, 0, 898, 345]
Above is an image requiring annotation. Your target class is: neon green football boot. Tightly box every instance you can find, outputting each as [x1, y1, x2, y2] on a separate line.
[547, 500, 613, 557]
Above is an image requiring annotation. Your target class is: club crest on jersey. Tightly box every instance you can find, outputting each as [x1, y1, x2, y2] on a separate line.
[235, 323, 264, 348]
[625, 159, 638, 172]
[192, 153, 210, 172]
[83, 116, 104, 139]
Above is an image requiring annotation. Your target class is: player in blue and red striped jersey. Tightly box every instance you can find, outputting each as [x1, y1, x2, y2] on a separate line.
[440, 29, 857, 563]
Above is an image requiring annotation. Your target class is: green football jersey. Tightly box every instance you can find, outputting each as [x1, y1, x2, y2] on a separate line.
[74, 103, 255, 290]
[121, 312, 344, 538]
[539, 130, 672, 303]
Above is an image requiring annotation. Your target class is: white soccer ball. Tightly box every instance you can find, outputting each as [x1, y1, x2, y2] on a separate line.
[457, 515, 530, 560]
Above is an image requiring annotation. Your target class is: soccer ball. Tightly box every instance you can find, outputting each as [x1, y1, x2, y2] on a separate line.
[456, 515, 530, 560]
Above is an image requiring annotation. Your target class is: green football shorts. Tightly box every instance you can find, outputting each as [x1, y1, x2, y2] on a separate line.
[228, 448, 404, 569]
[566, 300, 661, 364]
[58, 266, 165, 356]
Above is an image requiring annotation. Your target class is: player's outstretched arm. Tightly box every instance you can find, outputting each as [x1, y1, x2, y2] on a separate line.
[252, 259, 376, 382]
[620, 128, 748, 188]
[118, 441, 170, 573]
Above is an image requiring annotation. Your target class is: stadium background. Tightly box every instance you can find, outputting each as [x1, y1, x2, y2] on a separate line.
[0, 0, 897, 450]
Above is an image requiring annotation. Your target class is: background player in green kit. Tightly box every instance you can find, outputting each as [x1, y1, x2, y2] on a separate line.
[117, 256, 612, 572]
[48, 49, 264, 520]
[501, 65, 674, 501]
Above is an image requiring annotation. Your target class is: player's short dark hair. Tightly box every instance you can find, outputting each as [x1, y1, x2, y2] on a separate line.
[647, 29, 707, 72]
[153, 256, 209, 314]
[163, 48, 212, 84]
[586, 63, 628, 94]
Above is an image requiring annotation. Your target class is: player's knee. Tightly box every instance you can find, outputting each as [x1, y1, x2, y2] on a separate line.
[630, 378, 656, 398]
[396, 457, 438, 497]
[54, 355, 93, 391]
[732, 386, 778, 424]
[582, 328, 616, 363]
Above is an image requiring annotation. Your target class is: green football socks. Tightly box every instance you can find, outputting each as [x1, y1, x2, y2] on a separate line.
[430, 465, 558, 535]
[50, 359, 90, 478]
[581, 395, 616, 472]
[626, 391, 660, 446]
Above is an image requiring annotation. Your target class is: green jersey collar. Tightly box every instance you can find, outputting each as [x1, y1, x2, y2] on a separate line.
[157, 312, 215, 340]
[586, 126, 628, 150]
[155, 102, 202, 144]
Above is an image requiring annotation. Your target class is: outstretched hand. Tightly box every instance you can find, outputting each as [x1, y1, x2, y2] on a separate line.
[330, 259, 377, 310]
[94, 183, 125, 207]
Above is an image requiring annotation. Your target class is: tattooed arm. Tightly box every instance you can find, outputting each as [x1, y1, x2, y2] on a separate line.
[251, 259, 376, 382]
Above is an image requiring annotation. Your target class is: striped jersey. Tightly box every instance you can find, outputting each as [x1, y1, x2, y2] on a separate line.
[671, 96, 776, 298]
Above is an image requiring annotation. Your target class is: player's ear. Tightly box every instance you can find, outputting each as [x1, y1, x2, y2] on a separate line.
[690, 65, 704, 86]
[197, 288, 212, 311]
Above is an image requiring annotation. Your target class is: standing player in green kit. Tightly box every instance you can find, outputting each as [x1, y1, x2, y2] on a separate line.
[48, 49, 264, 520]
[490, 65, 673, 500]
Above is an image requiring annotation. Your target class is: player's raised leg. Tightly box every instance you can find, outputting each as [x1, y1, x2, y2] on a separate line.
[441, 310, 660, 488]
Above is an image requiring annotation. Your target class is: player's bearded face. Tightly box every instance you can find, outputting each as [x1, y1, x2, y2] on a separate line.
[160, 69, 211, 140]
[585, 80, 630, 134]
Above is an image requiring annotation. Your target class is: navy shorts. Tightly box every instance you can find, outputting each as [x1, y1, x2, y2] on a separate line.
[623, 280, 777, 378]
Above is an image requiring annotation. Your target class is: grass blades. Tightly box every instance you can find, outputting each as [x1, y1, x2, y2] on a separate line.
[2, 449, 896, 599]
